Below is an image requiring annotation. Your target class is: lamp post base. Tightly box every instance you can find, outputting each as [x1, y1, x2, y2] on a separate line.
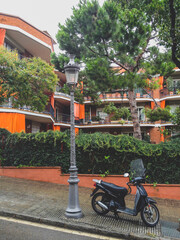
[65, 210, 83, 218]
[65, 169, 83, 219]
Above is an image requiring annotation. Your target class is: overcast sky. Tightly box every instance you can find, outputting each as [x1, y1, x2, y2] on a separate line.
[1, 0, 104, 53]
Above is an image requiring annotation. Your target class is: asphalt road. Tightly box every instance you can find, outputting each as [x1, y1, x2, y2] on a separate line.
[0, 216, 122, 240]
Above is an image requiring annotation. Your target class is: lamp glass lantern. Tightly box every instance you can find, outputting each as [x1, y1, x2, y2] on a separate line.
[64, 55, 80, 85]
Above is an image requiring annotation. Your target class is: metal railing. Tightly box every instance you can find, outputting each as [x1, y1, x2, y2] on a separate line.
[56, 113, 80, 125]
[160, 90, 180, 98]
[84, 92, 152, 101]
[0, 104, 54, 118]
[83, 119, 175, 126]
[83, 117, 155, 125]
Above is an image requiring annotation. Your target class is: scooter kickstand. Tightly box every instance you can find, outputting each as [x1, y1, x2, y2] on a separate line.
[114, 211, 119, 220]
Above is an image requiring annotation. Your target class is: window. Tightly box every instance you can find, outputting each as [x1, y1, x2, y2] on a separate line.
[96, 108, 108, 120]
[31, 122, 40, 133]
[170, 105, 179, 114]
[138, 107, 145, 121]
[4, 38, 24, 59]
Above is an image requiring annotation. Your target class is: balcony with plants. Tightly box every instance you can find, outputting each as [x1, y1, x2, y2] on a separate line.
[160, 77, 180, 99]
[84, 88, 153, 104]
[84, 103, 153, 127]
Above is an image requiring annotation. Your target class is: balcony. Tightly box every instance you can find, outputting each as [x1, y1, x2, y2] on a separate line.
[54, 92, 71, 105]
[83, 118, 154, 126]
[0, 104, 54, 116]
[84, 91, 153, 104]
[160, 89, 180, 101]
[54, 114, 154, 127]
[0, 104, 54, 123]
[54, 113, 176, 129]
[55, 113, 80, 125]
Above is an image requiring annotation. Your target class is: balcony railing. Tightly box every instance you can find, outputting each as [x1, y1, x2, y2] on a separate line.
[0, 104, 54, 118]
[160, 90, 180, 98]
[54, 92, 71, 99]
[84, 92, 152, 101]
[56, 114, 155, 125]
[83, 119, 154, 125]
[56, 113, 80, 124]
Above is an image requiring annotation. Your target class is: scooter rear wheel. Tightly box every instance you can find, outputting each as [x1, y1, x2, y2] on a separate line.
[91, 192, 110, 215]
[141, 203, 160, 227]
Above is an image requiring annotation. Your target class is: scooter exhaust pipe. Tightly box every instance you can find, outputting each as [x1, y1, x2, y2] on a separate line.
[97, 201, 108, 210]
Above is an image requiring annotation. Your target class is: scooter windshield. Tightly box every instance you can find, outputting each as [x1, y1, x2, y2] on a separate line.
[130, 159, 145, 178]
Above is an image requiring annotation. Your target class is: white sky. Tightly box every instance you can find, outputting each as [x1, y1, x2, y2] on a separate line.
[1, 0, 104, 53]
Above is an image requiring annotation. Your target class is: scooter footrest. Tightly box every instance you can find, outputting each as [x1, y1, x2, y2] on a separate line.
[117, 207, 136, 216]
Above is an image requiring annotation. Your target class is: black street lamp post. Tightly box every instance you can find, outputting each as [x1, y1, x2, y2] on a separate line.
[64, 55, 83, 218]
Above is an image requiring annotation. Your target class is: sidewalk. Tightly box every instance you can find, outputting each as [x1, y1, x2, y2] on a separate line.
[0, 176, 179, 240]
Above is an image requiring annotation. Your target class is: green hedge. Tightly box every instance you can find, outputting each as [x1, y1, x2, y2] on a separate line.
[0, 129, 179, 184]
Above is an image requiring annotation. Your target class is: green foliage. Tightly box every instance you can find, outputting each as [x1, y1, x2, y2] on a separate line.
[103, 103, 130, 120]
[173, 107, 180, 126]
[51, 52, 69, 72]
[0, 129, 179, 184]
[54, 0, 176, 139]
[157, 0, 180, 68]
[0, 46, 58, 111]
[1, 130, 70, 172]
[103, 103, 117, 115]
[167, 77, 180, 93]
[145, 106, 172, 122]
[172, 106, 180, 132]
[142, 49, 176, 80]
[91, 116, 101, 121]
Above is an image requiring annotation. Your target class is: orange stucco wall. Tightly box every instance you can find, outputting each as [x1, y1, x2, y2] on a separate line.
[150, 127, 161, 144]
[75, 128, 79, 135]
[159, 76, 164, 90]
[74, 103, 79, 117]
[53, 125, 61, 131]
[50, 94, 54, 108]
[151, 101, 155, 110]
[160, 100, 165, 109]
[79, 104, 85, 119]
[0, 13, 54, 49]
[0, 29, 6, 45]
[0, 112, 25, 133]
[74, 103, 85, 120]
[0, 167, 179, 200]
[160, 127, 165, 142]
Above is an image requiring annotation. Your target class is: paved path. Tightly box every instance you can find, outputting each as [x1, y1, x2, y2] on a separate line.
[0, 176, 179, 240]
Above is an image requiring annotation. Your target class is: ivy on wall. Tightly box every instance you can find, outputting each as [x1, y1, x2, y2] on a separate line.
[0, 129, 179, 184]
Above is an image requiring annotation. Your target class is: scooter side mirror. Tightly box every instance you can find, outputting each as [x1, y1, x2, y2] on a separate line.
[124, 173, 129, 177]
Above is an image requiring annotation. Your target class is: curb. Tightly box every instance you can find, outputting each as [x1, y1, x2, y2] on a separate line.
[0, 210, 173, 240]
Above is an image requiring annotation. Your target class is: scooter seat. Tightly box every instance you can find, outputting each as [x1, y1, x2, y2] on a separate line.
[101, 181, 128, 195]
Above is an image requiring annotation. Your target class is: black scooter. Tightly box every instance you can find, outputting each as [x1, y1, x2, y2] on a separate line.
[90, 159, 160, 227]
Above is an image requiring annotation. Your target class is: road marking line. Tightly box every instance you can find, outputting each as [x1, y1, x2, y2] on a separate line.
[0, 216, 122, 240]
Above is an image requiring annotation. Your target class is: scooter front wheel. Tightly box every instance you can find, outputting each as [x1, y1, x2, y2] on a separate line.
[91, 192, 110, 215]
[141, 203, 160, 227]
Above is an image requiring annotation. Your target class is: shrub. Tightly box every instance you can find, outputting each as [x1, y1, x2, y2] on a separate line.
[0, 129, 179, 183]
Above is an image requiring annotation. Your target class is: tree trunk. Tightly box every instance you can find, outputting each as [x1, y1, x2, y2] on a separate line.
[128, 89, 142, 140]
[169, 0, 180, 69]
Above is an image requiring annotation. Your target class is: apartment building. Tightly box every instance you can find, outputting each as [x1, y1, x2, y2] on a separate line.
[0, 13, 179, 143]
[0, 13, 84, 134]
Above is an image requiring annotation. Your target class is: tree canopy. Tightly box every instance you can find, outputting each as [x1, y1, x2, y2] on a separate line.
[54, 0, 176, 139]
[157, 0, 180, 68]
[0, 46, 58, 112]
